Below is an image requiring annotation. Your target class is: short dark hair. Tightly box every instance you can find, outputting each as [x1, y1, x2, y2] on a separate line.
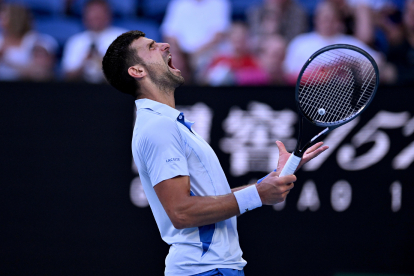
[84, 0, 110, 10]
[102, 30, 146, 97]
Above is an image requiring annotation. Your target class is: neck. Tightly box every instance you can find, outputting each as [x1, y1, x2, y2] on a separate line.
[137, 82, 176, 108]
[317, 30, 338, 38]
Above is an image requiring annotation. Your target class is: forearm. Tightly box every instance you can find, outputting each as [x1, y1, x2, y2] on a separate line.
[172, 193, 240, 229]
[231, 184, 254, 193]
[156, 171, 297, 229]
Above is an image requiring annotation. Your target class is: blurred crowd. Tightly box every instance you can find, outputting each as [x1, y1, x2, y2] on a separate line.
[0, 0, 413, 85]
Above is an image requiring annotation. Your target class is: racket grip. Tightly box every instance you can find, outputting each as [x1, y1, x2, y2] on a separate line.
[279, 154, 302, 177]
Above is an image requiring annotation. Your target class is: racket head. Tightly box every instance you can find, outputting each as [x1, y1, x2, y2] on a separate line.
[295, 44, 379, 128]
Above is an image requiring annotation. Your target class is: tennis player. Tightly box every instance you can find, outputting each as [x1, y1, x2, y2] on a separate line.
[102, 31, 328, 276]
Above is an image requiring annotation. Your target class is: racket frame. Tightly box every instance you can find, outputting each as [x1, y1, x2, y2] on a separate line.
[258, 44, 380, 181]
[292, 44, 380, 157]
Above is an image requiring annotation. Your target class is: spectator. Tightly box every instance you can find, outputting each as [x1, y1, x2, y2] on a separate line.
[328, 0, 376, 47]
[23, 43, 56, 82]
[161, 0, 231, 83]
[283, 1, 384, 84]
[257, 34, 288, 85]
[0, 3, 58, 81]
[61, 0, 126, 83]
[247, 0, 308, 44]
[203, 22, 268, 86]
[386, 0, 414, 85]
[375, 2, 404, 48]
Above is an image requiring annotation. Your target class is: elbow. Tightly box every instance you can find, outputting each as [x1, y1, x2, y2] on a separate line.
[171, 221, 186, 230]
[170, 211, 192, 230]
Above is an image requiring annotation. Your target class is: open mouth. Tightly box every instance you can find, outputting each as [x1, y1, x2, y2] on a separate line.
[167, 55, 179, 72]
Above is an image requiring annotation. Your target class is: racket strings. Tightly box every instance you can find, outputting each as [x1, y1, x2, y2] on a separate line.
[323, 54, 370, 121]
[299, 55, 344, 117]
[310, 56, 356, 120]
[298, 49, 376, 123]
[300, 54, 351, 112]
[300, 55, 356, 121]
[319, 65, 354, 122]
[304, 63, 348, 121]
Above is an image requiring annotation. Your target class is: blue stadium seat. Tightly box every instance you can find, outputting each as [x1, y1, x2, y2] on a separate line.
[390, 0, 405, 11]
[230, 0, 263, 17]
[113, 18, 161, 42]
[294, 0, 323, 15]
[34, 17, 83, 47]
[5, 0, 65, 16]
[71, 0, 139, 18]
[141, 0, 171, 21]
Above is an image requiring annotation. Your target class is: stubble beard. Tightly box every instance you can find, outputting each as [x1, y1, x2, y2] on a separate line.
[145, 63, 185, 95]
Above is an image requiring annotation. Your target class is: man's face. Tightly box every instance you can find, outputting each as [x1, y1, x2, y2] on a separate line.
[130, 37, 184, 90]
[84, 3, 111, 32]
[315, 3, 341, 37]
[259, 36, 286, 71]
[230, 23, 249, 55]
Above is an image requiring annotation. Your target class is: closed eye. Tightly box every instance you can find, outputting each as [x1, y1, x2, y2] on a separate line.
[149, 40, 155, 50]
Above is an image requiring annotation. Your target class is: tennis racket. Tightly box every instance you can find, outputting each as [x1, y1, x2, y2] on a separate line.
[258, 44, 379, 182]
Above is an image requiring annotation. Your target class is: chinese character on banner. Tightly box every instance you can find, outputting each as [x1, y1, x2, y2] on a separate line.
[220, 101, 297, 176]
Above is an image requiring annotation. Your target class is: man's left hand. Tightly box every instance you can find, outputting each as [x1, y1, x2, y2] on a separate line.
[275, 140, 329, 173]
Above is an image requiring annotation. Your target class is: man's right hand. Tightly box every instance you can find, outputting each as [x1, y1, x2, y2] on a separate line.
[256, 171, 296, 205]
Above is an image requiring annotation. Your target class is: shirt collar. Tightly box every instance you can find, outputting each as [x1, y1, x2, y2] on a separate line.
[135, 98, 181, 120]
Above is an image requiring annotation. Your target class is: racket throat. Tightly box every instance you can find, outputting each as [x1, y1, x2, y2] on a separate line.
[310, 127, 330, 143]
[294, 126, 330, 157]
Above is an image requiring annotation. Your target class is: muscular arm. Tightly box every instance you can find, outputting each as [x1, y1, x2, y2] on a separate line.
[155, 176, 239, 229]
[154, 140, 327, 230]
[154, 173, 295, 229]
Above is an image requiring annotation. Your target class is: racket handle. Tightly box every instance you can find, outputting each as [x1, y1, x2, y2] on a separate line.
[257, 154, 301, 183]
[279, 154, 302, 177]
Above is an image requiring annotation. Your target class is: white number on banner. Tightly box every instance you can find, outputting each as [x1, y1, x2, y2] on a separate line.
[337, 111, 410, 170]
[393, 115, 414, 169]
[297, 180, 320, 211]
[390, 181, 402, 212]
[303, 118, 359, 171]
[331, 180, 352, 212]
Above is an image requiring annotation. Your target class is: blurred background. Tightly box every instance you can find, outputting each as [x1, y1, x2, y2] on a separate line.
[0, 0, 413, 275]
[0, 0, 412, 85]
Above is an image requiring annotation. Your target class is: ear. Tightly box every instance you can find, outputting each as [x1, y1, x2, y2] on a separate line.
[128, 65, 146, 79]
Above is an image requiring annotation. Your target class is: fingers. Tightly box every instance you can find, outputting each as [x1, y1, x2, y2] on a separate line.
[278, 174, 296, 186]
[280, 180, 295, 197]
[282, 187, 292, 196]
[304, 142, 329, 158]
[298, 143, 329, 169]
[267, 172, 296, 185]
[268, 170, 279, 178]
[275, 140, 288, 154]
[305, 142, 329, 154]
[307, 145, 329, 159]
[257, 173, 296, 205]
[305, 141, 325, 153]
